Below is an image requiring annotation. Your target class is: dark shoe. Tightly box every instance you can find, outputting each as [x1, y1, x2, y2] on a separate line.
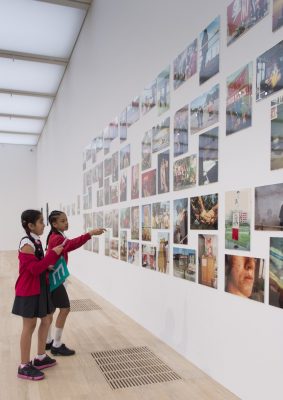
[45, 340, 53, 350]
[51, 343, 75, 356]
[33, 354, 57, 370]
[18, 362, 45, 380]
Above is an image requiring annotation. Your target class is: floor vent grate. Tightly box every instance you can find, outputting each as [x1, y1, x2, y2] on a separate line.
[70, 299, 101, 312]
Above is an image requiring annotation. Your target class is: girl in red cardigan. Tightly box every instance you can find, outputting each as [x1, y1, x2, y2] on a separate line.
[12, 210, 64, 380]
[45, 210, 106, 356]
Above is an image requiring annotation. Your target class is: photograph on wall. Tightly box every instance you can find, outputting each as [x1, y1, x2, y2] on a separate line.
[104, 157, 112, 178]
[110, 239, 119, 259]
[127, 96, 140, 126]
[269, 237, 283, 308]
[110, 183, 119, 204]
[120, 207, 130, 229]
[104, 211, 112, 230]
[273, 0, 283, 31]
[271, 95, 283, 170]
[256, 41, 283, 101]
[105, 231, 110, 256]
[173, 198, 188, 245]
[174, 106, 188, 158]
[157, 232, 170, 274]
[191, 194, 218, 230]
[92, 237, 99, 254]
[120, 170, 127, 202]
[158, 150, 170, 194]
[173, 247, 196, 282]
[131, 206, 140, 240]
[141, 80, 157, 115]
[255, 183, 283, 230]
[97, 189, 104, 207]
[91, 138, 96, 164]
[173, 154, 197, 191]
[131, 164, 139, 199]
[225, 254, 265, 302]
[97, 162, 103, 188]
[119, 108, 127, 142]
[96, 134, 103, 153]
[120, 144, 130, 169]
[103, 126, 110, 155]
[128, 242, 140, 266]
[120, 231, 127, 262]
[199, 16, 220, 85]
[142, 130, 152, 171]
[198, 234, 218, 288]
[142, 169, 156, 197]
[157, 66, 170, 115]
[142, 204, 151, 241]
[226, 63, 252, 135]
[104, 178, 110, 206]
[199, 127, 218, 185]
[93, 211, 104, 229]
[225, 189, 251, 251]
[109, 118, 119, 141]
[227, 0, 269, 45]
[142, 245, 157, 270]
[173, 38, 197, 90]
[152, 117, 170, 153]
[83, 213, 92, 233]
[152, 202, 170, 229]
[190, 84, 219, 135]
[112, 209, 119, 238]
[112, 151, 119, 182]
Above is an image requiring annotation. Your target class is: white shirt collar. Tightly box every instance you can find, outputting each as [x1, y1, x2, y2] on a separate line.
[59, 230, 67, 238]
[30, 232, 41, 241]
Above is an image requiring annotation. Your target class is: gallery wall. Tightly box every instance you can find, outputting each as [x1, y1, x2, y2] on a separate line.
[0, 144, 37, 250]
[36, 1, 283, 398]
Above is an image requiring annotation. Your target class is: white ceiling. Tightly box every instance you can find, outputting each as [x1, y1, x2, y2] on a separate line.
[0, 0, 91, 146]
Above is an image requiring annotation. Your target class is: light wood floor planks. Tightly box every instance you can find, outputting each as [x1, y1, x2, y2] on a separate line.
[0, 251, 239, 400]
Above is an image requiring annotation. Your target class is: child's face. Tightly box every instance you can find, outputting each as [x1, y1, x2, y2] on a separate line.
[53, 213, 69, 232]
[28, 215, 45, 236]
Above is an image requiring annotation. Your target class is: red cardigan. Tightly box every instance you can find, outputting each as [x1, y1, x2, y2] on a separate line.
[15, 250, 59, 296]
[47, 232, 91, 264]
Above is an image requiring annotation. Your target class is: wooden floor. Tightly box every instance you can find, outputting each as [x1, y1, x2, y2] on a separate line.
[0, 251, 238, 400]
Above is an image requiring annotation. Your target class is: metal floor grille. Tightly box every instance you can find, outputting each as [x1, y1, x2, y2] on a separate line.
[91, 346, 181, 390]
[70, 299, 101, 312]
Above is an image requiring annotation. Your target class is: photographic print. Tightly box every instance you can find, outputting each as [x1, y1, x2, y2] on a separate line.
[271, 95, 283, 170]
[112, 151, 119, 182]
[96, 134, 103, 153]
[120, 171, 127, 202]
[199, 127, 218, 185]
[173, 198, 188, 244]
[131, 206, 140, 240]
[120, 231, 127, 262]
[174, 106, 188, 157]
[190, 84, 219, 135]
[173, 154, 197, 191]
[157, 232, 170, 274]
[142, 169, 156, 198]
[199, 16, 220, 85]
[255, 183, 283, 230]
[120, 144, 131, 169]
[105, 231, 110, 256]
[158, 150, 170, 194]
[142, 204, 151, 241]
[120, 207, 130, 229]
[112, 209, 119, 238]
[157, 66, 170, 115]
[226, 63, 252, 135]
[104, 178, 110, 206]
[199, 234, 218, 288]
[173, 38, 197, 90]
[191, 194, 218, 230]
[97, 189, 104, 207]
[131, 164, 139, 200]
[225, 189, 251, 251]
[225, 254, 265, 302]
[119, 108, 127, 142]
[92, 237, 99, 254]
[141, 80, 157, 115]
[127, 96, 140, 126]
[97, 162, 103, 188]
[142, 245, 157, 270]
[273, 0, 283, 31]
[152, 202, 170, 229]
[104, 157, 112, 178]
[93, 211, 103, 229]
[269, 237, 283, 308]
[111, 183, 119, 204]
[103, 126, 110, 155]
[142, 130, 152, 171]
[128, 242, 140, 266]
[152, 117, 170, 153]
[256, 41, 283, 101]
[227, 0, 269, 45]
[109, 118, 119, 141]
[173, 247, 196, 282]
[110, 239, 119, 259]
[104, 211, 112, 230]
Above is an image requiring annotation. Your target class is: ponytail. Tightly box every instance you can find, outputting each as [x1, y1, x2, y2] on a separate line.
[45, 210, 64, 250]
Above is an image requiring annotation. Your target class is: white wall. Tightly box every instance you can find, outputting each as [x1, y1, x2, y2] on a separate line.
[36, 1, 283, 399]
[0, 144, 37, 250]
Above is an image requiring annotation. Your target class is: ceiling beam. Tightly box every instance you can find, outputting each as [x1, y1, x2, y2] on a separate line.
[36, 0, 91, 10]
[0, 88, 55, 98]
[0, 49, 68, 66]
[0, 130, 40, 136]
[0, 113, 46, 121]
